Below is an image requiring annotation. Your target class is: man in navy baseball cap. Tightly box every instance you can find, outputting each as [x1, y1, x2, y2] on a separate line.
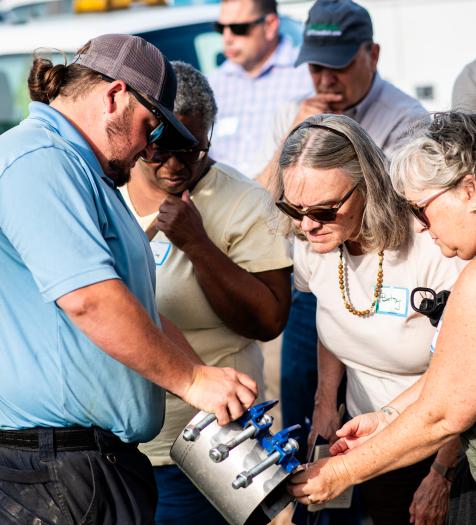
[294, 0, 378, 114]
[296, 0, 373, 68]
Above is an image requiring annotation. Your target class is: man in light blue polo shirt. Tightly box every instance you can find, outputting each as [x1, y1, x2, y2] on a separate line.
[0, 34, 257, 524]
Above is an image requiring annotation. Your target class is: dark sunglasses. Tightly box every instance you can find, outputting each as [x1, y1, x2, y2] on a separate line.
[101, 74, 165, 145]
[408, 187, 451, 229]
[214, 15, 266, 36]
[142, 124, 214, 165]
[276, 184, 359, 223]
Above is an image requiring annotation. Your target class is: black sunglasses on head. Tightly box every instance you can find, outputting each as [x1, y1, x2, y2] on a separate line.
[100, 74, 165, 145]
[276, 184, 359, 223]
[214, 15, 266, 36]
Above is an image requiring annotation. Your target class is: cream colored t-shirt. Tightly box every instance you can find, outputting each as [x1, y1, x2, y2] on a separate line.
[120, 162, 292, 465]
[294, 232, 465, 417]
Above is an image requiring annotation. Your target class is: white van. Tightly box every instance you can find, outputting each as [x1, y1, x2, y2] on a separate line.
[3, 0, 472, 135]
[0, 2, 308, 132]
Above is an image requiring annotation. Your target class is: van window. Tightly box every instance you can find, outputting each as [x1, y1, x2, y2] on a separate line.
[0, 52, 71, 133]
[0, 15, 301, 133]
[137, 22, 225, 74]
[0, 54, 34, 133]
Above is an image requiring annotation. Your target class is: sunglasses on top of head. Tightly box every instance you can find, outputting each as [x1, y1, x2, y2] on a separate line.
[275, 184, 359, 223]
[214, 15, 266, 36]
[101, 74, 166, 145]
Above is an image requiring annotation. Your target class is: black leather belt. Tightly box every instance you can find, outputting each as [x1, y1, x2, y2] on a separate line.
[0, 427, 98, 451]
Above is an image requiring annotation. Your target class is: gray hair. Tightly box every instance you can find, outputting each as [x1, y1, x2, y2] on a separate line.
[390, 112, 476, 196]
[171, 61, 217, 130]
[275, 114, 411, 252]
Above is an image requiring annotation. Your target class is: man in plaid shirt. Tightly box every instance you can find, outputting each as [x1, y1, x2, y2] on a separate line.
[208, 0, 313, 178]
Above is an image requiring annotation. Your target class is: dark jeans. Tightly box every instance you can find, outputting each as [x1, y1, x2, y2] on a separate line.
[154, 464, 227, 525]
[0, 428, 157, 525]
[360, 456, 434, 525]
[281, 289, 318, 462]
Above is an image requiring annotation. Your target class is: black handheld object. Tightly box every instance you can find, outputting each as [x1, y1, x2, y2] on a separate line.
[410, 287, 450, 327]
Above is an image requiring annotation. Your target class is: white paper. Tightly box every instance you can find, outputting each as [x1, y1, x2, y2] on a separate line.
[308, 445, 354, 511]
[215, 116, 239, 137]
[376, 286, 409, 317]
[149, 240, 171, 267]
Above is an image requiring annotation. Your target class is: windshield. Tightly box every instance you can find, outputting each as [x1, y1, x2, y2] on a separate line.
[0, 15, 302, 134]
[0, 52, 71, 134]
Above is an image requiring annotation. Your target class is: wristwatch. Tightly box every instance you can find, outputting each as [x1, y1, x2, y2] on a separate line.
[431, 460, 457, 481]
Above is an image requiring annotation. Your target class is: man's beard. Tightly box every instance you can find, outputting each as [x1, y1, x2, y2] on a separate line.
[107, 158, 132, 187]
[105, 106, 135, 187]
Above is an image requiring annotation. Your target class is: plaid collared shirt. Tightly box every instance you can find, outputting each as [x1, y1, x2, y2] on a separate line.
[208, 37, 313, 178]
[258, 73, 429, 171]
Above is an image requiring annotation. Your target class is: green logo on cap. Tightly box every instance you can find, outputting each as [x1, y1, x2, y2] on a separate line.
[306, 23, 342, 37]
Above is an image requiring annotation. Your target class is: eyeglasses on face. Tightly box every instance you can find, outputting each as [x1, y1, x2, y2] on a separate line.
[275, 184, 359, 223]
[141, 124, 214, 165]
[214, 15, 266, 36]
[142, 145, 209, 165]
[408, 186, 452, 228]
[100, 74, 166, 145]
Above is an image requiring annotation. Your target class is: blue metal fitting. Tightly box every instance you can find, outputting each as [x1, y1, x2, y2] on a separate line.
[236, 399, 278, 432]
[260, 424, 301, 474]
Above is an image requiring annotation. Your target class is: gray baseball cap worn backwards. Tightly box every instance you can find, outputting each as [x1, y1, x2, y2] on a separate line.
[74, 33, 197, 150]
[296, 0, 373, 69]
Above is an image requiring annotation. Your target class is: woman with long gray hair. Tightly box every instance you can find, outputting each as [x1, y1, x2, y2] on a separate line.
[275, 114, 463, 524]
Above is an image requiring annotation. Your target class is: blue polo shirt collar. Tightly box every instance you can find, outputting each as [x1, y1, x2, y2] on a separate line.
[28, 102, 114, 186]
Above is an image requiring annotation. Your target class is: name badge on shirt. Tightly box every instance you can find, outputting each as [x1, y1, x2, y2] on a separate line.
[215, 116, 239, 138]
[430, 317, 444, 354]
[376, 286, 409, 317]
[150, 241, 171, 267]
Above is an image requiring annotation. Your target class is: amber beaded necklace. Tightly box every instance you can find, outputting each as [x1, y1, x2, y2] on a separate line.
[338, 245, 384, 317]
